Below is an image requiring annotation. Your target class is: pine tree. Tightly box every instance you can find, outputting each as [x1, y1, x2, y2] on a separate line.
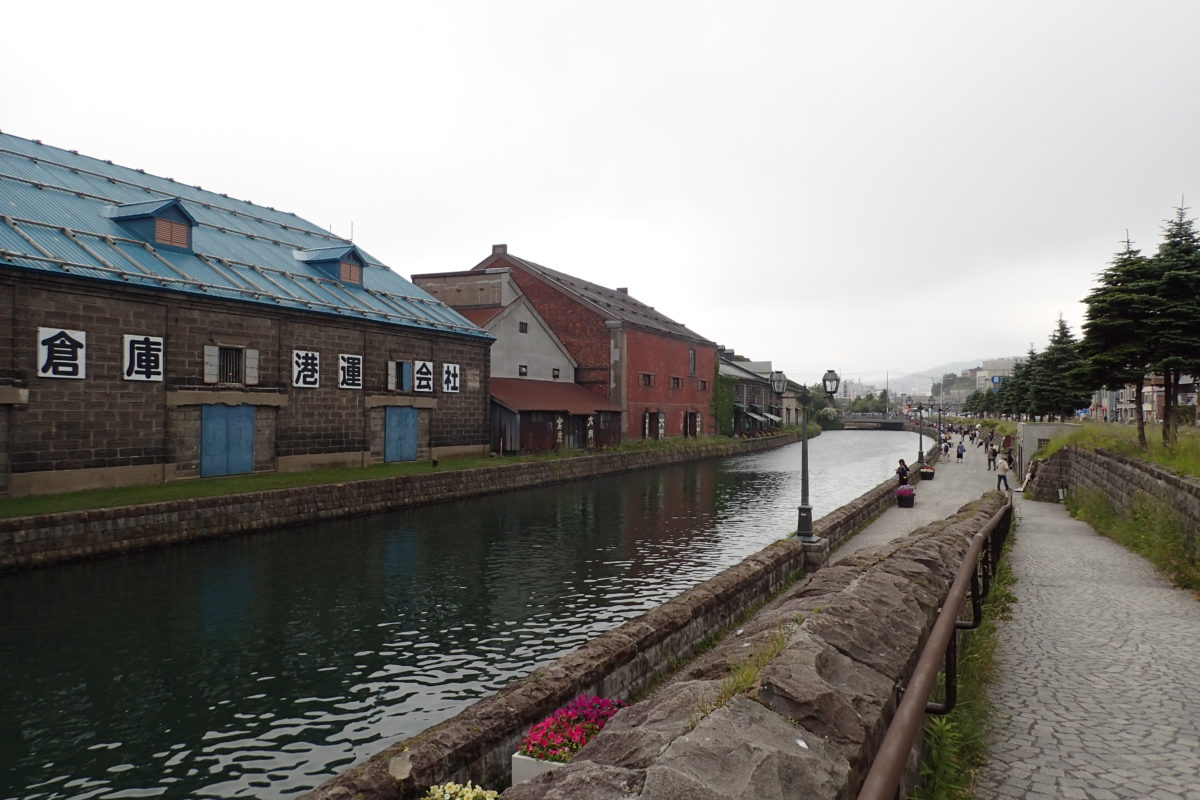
[1147, 205, 1200, 445]
[1029, 319, 1092, 419]
[1078, 238, 1156, 449]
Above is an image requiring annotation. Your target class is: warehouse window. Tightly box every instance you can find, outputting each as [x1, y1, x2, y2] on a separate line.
[155, 218, 190, 248]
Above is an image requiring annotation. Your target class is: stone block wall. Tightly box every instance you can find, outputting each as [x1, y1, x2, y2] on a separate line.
[0, 436, 796, 571]
[298, 481, 1003, 800]
[0, 271, 491, 492]
[1026, 446, 1200, 557]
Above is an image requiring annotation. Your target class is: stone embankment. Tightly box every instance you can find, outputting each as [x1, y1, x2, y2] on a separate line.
[302, 479, 1006, 800]
[0, 436, 793, 572]
[1027, 445, 1200, 556]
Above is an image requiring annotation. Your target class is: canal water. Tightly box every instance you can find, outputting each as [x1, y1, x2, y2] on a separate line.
[1, 430, 926, 800]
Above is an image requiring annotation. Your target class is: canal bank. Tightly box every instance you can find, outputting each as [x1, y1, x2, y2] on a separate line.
[2, 430, 938, 800]
[301, 441, 949, 800]
[0, 435, 797, 572]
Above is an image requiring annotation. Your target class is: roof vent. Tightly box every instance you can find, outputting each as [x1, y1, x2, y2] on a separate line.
[616, 287, 628, 294]
[492, 243, 508, 255]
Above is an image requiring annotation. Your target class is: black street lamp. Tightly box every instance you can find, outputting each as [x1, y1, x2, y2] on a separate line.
[797, 369, 841, 543]
[916, 403, 925, 465]
[769, 371, 787, 425]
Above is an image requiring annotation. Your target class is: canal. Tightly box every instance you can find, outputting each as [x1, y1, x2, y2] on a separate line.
[1, 429, 926, 800]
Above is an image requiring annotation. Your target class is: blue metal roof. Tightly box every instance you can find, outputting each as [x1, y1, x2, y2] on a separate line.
[0, 133, 491, 339]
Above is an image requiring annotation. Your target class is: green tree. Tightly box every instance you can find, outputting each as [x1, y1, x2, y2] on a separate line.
[963, 390, 983, 415]
[1147, 206, 1200, 446]
[1078, 238, 1156, 448]
[1028, 319, 1092, 420]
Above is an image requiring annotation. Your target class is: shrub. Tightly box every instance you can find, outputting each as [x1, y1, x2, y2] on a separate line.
[420, 781, 499, 800]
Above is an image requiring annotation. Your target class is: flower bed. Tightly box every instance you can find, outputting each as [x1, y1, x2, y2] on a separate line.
[518, 694, 627, 762]
[512, 694, 627, 783]
[896, 484, 915, 507]
[421, 781, 498, 800]
[918, 466, 935, 481]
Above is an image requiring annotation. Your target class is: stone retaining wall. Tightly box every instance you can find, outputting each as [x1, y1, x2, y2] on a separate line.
[0, 436, 796, 572]
[300, 469, 973, 800]
[1025, 446, 1200, 557]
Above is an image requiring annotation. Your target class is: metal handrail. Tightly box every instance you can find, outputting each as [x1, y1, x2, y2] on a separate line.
[856, 497, 1012, 800]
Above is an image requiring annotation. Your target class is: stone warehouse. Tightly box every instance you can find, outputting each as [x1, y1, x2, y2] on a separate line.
[0, 133, 492, 495]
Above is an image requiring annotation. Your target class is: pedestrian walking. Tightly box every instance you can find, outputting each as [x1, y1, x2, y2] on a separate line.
[986, 445, 997, 471]
[996, 457, 1011, 491]
[956, 441, 965, 463]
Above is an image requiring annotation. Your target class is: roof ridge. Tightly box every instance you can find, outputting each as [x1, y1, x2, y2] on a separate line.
[506, 252, 714, 344]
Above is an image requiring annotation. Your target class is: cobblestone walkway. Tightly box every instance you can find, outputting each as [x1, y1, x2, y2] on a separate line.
[974, 496, 1200, 800]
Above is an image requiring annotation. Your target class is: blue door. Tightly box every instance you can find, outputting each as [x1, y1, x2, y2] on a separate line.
[385, 406, 419, 462]
[201, 404, 255, 477]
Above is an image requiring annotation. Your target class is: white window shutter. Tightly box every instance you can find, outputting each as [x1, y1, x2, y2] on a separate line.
[245, 349, 259, 385]
[203, 345, 218, 384]
[387, 360, 396, 391]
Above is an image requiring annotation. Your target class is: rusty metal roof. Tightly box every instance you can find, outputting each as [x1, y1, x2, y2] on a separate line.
[490, 377, 622, 414]
[500, 253, 715, 345]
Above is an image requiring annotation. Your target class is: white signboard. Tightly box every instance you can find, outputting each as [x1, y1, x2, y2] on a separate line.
[37, 327, 87, 379]
[123, 334, 165, 381]
[442, 363, 461, 393]
[338, 354, 363, 389]
[414, 360, 435, 392]
[293, 350, 320, 387]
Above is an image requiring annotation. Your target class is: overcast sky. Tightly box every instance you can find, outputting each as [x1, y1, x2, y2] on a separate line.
[6, 1, 1199, 391]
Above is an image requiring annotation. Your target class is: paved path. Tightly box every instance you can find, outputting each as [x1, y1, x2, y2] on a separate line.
[827, 442, 1200, 799]
[973, 495, 1200, 800]
[830, 445, 1002, 562]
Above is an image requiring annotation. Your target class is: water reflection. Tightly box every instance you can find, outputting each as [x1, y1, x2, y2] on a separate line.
[0, 430, 925, 800]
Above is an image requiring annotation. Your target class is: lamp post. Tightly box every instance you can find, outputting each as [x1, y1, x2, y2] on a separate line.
[916, 403, 925, 465]
[769, 371, 787, 426]
[796, 369, 841, 543]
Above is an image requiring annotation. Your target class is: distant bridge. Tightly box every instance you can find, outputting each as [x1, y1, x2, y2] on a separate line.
[840, 414, 909, 431]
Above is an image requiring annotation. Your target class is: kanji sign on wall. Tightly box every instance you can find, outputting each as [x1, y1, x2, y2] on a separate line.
[123, 335, 165, 381]
[37, 327, 86, 379]
[338, 354, 363, 389]
[293, 350, 320, 387]
[442, 363, 460, 393]
[414, 360, 434, 392]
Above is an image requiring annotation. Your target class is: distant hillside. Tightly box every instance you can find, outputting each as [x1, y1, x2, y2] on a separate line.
[891, 359, 1004, 394]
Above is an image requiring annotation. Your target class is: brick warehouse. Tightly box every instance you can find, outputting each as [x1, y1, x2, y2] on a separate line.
[0, 133, 492, 495]
[419, 245, 718, 441]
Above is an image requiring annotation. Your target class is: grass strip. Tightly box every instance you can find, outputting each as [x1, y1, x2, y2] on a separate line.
[1066, 487, 1199, 592]
[0, 434, 784, 520]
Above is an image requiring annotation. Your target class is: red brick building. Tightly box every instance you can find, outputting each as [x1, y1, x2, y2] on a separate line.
[460, 246, 718, 440]
[0, 134, 492, 495]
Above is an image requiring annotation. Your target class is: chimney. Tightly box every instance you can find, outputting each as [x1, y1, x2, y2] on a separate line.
[492, 243, 508, 256]
[616, 287, 628, 294]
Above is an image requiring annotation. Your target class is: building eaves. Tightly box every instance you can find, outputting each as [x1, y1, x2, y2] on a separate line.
[720, 359, 770, 382]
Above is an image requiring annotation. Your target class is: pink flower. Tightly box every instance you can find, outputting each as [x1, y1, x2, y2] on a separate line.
[518, 695, 628, 762]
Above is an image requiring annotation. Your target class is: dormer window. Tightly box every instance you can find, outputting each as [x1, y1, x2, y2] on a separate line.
[107, 198, 196, 251]
[295, 245, 368, 285]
